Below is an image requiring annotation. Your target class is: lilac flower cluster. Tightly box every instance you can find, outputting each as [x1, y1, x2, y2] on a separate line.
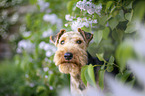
[65, 16, 97, 31]
[76, 0, 102, 15]
[39, 41, 56, 57]
[37, 0, 50, 13]
[17, 40, 35, 53]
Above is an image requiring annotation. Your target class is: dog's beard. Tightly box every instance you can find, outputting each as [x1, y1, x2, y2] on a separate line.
[54, 47, 87, 76]
[59, 63, 80, 76]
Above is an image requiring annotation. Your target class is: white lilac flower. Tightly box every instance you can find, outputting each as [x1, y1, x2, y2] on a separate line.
[65, 14, 74, 21]
[76, 1, 102, 15]
[43, 44, 52, 51]
[38, 0, 49, 12]
[82, 22, 89, 27]
[71, 17, 97, 31]
[133, 24, 145, 56]
[29, 83, 35, 87]
[44, 58, 51, 62]
[43, 14, 58, 24]
[22, 31, 31, 37]
[46, 51, 52, 57]
[105, 75, 144, 96]
[45, 75, 48, 78]
[65, 23, 68, 27]
[17, 40, 35, 53]
[76, 1, 86, 11]
[42, 29, 53, 38]
[39, 41, 56, 54]
[95, 4, 102, 15]
[128, 60, 145, 86]
[49, 86, 53, 90]
[71, 20, 84, 31]
[39, 41, 46, 49]
[48, 70, 53, 74]
[43, 67, 49, 72]
[92, 19, 97, 23]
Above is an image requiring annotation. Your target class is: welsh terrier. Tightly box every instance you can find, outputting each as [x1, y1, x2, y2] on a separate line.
[50, 28, 94, 95]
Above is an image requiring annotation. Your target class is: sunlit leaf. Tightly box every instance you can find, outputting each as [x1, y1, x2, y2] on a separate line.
[125, 22, 136, 33]
[103, 27, 110, 40]
[105, 1, 113, 12]
[109, 55, 115, 64]
[96, 53, 105, 62]
[88, 64, 96, 87]
[94, 30, 103, 45]
[81, 65, 88, 86]
[99, 65, 105, 90]
[84, 65, 96, 87]
[116, 42, 134, 72]
[109, 18, 119, 30]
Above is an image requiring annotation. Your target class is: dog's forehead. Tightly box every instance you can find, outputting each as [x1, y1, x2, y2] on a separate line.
[61, 31, 83, 39]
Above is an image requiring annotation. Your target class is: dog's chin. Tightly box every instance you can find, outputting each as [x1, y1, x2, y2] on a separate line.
[58, 63, 80, 76]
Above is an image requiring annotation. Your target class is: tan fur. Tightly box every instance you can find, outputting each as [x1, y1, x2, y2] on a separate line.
[54, 32, 88, 76]
[50, 28, 93, 95]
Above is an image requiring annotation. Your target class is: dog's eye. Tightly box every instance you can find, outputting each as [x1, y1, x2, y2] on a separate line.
[60, 40, 65, 45]
[76, 40, 82, 44]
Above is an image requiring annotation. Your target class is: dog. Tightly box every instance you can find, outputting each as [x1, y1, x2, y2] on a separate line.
[50, 28, 120, 95]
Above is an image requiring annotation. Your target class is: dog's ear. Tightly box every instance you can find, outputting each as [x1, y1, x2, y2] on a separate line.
[78, 28, 93, 45]
[50, 29, 66, 46]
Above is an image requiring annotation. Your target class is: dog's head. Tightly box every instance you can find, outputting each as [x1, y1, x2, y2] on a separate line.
[50, 28, 93, 76]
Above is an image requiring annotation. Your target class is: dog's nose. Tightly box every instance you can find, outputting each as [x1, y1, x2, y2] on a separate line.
[64, 52, 73, 60]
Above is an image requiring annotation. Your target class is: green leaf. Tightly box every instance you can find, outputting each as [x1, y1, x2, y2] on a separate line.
[107, 65, 114, 72]
[96, 53, 105, 62]
[115, 42, 134, 72]
[36, 86, 46, 93]
[126, 1, 133, 9]
[108, 18, 119, 30]
[48, 74, 55, 86]
[67, 1, 76, 13]
[127, 79, 135, 88]
[125, 22, 136, 33]
[116, 10, 125, 22]
[116, 71, 131, 83]
[99, 15, 108, 25]
[107, 56, 114, 72]
[112, 29, 124, 43]
[125, 10, 133, 22]
[103, 27, 110, 40]
[105, 1, 113, 12]
[88, 64, 96, 87]
[81, 65, 88, 86]
[109, 56, 114, 64]
[99, 65, 105, 90]
[83, 65, 96, 87]
[94, 30, 103, 45]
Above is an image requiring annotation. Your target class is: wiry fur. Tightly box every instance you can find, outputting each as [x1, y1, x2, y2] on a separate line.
[50, 28, 93, 95]
[54, 32, 88, 76]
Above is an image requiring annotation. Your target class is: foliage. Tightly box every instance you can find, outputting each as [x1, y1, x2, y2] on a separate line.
[1, 0, 145, 95]
[0, 61, 24, 96]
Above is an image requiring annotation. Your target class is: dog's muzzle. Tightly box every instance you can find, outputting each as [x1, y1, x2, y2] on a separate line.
[64, 52, 73, 60]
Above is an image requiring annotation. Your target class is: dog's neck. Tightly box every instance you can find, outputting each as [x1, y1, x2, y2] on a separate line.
[70, 52, 95, 95]
[70, 73, 86, 95]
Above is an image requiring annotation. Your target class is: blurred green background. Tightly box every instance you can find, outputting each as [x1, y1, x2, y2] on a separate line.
[0, 0, 145, 96]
